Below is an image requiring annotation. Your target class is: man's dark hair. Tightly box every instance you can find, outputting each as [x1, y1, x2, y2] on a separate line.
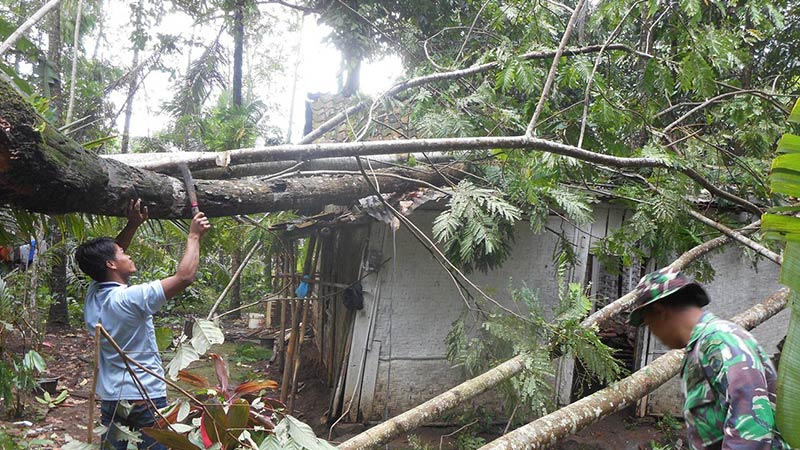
[75, 237, 117, 282]
[659, 285, 709, 309]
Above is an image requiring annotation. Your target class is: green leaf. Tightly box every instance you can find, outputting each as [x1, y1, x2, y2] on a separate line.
[155, 327, 174, 351]
[769, 153, 800, 196]
[23, 350, 46, 373]
[141, 428, 201, 450]
[0, 63, 35, 95]
[679, 0, 702, 23]
[278, 416, 338, 450]
[776, 290, 800, 447]
[201, 401, 228, 445]
[167, 423, 195, 434]
[761, 214, 800, 241]
[789, 97, 800, 124]
[779, 242, 800, 291]
[224, 399, 250, 447]
[777, 134, 800, 154]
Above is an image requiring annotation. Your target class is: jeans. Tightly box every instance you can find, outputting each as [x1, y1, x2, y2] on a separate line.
[100, 397, 167, 450]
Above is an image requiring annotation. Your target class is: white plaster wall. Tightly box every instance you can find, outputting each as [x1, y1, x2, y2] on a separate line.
[347, 209, 579, 421]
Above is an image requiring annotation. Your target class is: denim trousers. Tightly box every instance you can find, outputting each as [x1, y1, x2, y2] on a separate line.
[100, 397, 167, 450]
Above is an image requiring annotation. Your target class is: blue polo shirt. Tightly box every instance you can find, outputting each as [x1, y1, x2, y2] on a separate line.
[84, 280, 167, 400]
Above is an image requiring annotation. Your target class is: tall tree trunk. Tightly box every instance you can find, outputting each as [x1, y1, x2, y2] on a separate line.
[120, 0, 144, 154]
[232, 0, 244, 107]
[65, 0, 82, 124]
[229, 248, 242, 319]
[230, 0, 244, 314]
[119, 46, 140, 154]
[44, 4, 69, 330]
[45, 2, 62, 116]
[47, 238, 69, 328]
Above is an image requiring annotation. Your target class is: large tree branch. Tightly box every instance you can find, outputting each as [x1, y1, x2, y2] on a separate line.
[526, 0, 589, 135]
[108, 152, 453, 179]
[105, 137, 763, 215]
[103, 135, 669, 172]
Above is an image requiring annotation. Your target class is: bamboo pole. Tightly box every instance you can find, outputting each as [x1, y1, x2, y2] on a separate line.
[337, 221, 764, 450]
[288, 235, 319, 413]
[0, 0, 61, 57]
[479, 288, 789, 450]
[207, 240, 262, 319]
[280, 248, 299, 403]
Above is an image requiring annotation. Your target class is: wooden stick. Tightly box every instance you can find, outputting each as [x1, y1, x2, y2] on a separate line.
[280, 247, 299, 402]
[87, 324, 101, 443]
[288, 235, 319, 413]
[278, 255, 287, 369]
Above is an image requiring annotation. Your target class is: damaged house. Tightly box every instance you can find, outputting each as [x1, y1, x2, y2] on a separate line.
[272, 94, 790, 423]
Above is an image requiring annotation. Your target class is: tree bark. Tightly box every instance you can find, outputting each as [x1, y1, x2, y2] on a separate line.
[47, 241, 69, 328]
[0, 79, 459, 218]
[106, 152, 453, 179]
[229, 248, 242, 319]
[120, 45, 140, 154]
[45, 2, 62, 116]
[65, 0, 83, 124]
[479, 289, 789, 450]
[232, 0, 244, 107]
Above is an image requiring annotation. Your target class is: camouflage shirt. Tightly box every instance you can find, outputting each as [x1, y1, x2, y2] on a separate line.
[681, 312, 790, 450]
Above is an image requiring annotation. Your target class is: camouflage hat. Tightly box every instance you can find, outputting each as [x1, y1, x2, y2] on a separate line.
[627, 268, 709, 326]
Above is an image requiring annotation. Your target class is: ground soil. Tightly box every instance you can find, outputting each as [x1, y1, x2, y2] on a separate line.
[0, 326, 682, 449]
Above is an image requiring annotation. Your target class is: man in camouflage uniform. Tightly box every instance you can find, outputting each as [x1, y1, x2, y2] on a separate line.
[628, 268, 790, 450]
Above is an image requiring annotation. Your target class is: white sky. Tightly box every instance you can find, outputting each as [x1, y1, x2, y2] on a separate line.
[98, 3, 404, 144]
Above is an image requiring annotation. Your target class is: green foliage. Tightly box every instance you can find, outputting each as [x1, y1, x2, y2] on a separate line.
[762, 97, 800, 447]
[233, 342, 272, 363]
[0, 350, 47, 417]
[35, 389, 69, 408]
[446, 284, 622, 418]
[455, 431, 486, 450]
[433, 180, 521, 273]
[654, 413, 683, 440]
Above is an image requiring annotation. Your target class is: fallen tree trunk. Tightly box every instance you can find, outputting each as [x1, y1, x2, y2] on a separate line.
[98, 135, 667, 174]
[337, 222, 763, 450]
[0, 81, 459, 218]
[105, 152, 454, 179]
[479, 288, 789, 450]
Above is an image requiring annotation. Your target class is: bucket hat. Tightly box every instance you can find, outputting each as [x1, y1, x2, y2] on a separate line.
[627, 267, 709, 326]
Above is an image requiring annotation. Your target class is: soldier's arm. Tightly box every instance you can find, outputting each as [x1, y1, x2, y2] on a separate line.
[702, 338, 777, 450]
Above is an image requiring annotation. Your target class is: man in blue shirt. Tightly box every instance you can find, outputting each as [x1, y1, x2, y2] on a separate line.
[76, 199, 210, 450]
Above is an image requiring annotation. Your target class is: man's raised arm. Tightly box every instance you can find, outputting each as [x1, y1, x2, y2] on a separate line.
[161, 212, 211, 299]
[115, 199, 149, 251]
